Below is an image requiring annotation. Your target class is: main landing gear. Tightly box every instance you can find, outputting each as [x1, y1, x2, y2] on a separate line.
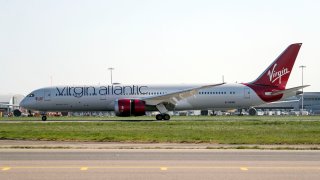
[156, 113, 170, 121]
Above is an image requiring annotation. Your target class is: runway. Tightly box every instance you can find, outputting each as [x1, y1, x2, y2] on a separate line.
[1, 149, 320, 180]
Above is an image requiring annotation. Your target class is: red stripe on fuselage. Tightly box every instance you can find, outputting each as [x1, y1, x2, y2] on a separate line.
[242, 83, 283, 103]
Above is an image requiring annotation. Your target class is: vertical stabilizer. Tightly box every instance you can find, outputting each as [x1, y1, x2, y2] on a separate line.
[251, 43, 302, 90]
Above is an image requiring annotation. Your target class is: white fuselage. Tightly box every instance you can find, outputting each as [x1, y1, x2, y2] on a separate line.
[19, 43, 304, 120]
[20, 83, 272, 112]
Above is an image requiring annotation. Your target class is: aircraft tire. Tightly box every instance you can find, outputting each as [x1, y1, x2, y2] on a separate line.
[156, 114, 163, 120]
[163, 114, 170, 120]
[42, 116, 47, 121]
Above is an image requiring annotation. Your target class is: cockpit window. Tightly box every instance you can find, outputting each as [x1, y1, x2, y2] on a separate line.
[27, 93, 35, 97]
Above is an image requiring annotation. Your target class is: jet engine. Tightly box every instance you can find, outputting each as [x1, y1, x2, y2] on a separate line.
[114, 99, 146, 116]
[13, 109, 22, 117]
[248, 107, 257, 116]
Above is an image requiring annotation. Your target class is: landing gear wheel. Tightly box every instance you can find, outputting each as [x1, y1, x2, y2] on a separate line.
[42, 116, 47, 121]
[163, 114, 170, 120]
[156, 114, 163, 120]
[155, 114, 170, 120]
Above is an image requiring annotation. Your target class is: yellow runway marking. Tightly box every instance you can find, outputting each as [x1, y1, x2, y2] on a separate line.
[160, 167, 168, 171]
[80, 167, 88, 171]
[240, 167, 248, 171]
[2, 167, 11, 171]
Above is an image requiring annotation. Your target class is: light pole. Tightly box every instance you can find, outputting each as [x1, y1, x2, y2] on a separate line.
[108, 67, 114, 84]
[299, 65, 306, 112]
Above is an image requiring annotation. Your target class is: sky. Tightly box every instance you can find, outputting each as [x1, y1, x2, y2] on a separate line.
[1, 0, 320, 95]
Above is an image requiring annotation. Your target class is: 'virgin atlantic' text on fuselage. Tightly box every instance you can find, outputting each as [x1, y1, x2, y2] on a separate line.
[55, 85, 149, 98]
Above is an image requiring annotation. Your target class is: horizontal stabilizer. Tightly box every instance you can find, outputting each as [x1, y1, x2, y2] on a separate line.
[269, 85, 310, 96]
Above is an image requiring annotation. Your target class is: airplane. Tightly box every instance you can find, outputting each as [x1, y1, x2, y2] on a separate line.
[20, 43, 309, 121]
[0, 96, 23, 117]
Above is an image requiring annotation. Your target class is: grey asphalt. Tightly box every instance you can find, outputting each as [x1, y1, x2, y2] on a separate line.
[1, 149, 320, 180]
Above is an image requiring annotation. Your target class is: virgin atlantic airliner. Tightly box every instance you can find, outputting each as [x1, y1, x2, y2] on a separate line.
[20, 43, 308, 121]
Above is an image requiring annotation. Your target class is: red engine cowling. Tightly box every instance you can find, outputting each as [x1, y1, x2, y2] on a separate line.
[114, 99, 146, 117]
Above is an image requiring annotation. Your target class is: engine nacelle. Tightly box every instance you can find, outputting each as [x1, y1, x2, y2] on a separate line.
[248, 107, 257, 116]
[114, 99, 146, 117]
[13, 109, 22, 117]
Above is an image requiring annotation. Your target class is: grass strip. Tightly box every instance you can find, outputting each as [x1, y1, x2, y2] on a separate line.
[0, 116, 320, 144]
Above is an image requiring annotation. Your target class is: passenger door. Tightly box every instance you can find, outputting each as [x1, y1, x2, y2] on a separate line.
[44, 89, 52, 101]
[244, 88, 250, 99]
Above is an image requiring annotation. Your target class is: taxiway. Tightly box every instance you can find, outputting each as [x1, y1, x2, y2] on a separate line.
[1, 149, 320, 180]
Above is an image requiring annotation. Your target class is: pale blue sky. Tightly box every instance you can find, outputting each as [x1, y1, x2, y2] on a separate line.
[1, 0, 319, 95]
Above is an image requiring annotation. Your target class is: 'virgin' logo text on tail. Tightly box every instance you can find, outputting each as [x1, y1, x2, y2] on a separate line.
[267, 64, 290, 84]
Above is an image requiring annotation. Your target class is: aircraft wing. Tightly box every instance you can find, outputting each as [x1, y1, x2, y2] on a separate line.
[0, 103, 20, 107]
[143, 83, 225, 106]
[270, 85, 310, 96]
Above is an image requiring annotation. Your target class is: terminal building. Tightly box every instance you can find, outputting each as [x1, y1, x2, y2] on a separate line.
[255, 92, 320, 115]
[197, 92, 320, 116]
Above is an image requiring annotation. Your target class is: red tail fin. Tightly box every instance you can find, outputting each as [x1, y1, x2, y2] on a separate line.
[251, 43, 302, 90]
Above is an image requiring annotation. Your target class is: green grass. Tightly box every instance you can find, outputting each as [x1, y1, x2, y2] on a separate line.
[0, 116, 320, 144]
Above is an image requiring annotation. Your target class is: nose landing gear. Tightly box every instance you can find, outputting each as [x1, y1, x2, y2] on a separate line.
[40, 112, 47, 121]
[41, 115, 47, 121]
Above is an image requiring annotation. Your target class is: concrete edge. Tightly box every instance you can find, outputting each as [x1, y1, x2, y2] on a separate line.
[1, 140, 320, 150]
